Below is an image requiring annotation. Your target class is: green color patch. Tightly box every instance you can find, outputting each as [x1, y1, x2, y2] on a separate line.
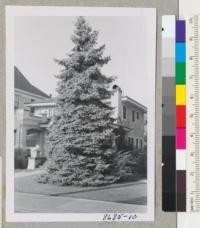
[176, 62, 186, 84]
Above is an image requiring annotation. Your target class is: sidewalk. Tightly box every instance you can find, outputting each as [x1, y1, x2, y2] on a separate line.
[15, 192, 147, 213]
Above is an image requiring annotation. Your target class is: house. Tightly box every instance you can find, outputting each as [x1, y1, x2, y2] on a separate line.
[14, 67, 147, 164]
[14, 66, 52, 157]
[112, 85, 147, 150]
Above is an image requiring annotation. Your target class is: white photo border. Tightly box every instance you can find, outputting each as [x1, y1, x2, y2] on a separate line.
[6, 6, 156, 222]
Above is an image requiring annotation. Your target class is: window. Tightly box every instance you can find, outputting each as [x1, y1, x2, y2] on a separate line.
[128, 137, 134, 149]
[26, 129, 39, 147]
[14, 94, 20, 108]
[136, 138, 138, 149]
[128, 137, 131, 146]
[123, 106, 127, 119]
[140, 139, 143, 149]
[137, 112, 139, 119]
[14, 129, 17, 145]
[132, 110, 135, 122]
[131, 138, 134, 149]
[30, 107, 35, 114]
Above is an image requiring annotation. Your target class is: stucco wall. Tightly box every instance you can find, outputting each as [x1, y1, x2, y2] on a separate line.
[120, 101, 146, 149]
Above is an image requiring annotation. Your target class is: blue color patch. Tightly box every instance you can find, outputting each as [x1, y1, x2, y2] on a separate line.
[176, 43, 186, 62]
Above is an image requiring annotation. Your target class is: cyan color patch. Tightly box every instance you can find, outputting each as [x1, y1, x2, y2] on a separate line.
[176, 43, 185, 62]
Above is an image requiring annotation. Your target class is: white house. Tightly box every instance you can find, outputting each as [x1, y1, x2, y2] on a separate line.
[111, 85, 147, 150]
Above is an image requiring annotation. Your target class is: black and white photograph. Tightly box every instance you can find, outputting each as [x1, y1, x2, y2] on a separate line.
[6, 6, 156, 222]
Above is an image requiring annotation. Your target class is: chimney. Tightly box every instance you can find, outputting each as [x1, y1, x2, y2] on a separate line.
[112, 85, 122, 123]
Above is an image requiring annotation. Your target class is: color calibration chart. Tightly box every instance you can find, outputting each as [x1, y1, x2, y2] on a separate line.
[176, 19, 186, 212]
[162, 15, 176, 212]
[162, 15, 200, 212]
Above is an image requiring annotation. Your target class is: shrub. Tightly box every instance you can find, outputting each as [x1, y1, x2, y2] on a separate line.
[14, 147, 30, 169]
[34, 173, 49, 184]
[135, 148, 147, 177]
[113, 127, 147, 181]
[115, 149, 137, 182]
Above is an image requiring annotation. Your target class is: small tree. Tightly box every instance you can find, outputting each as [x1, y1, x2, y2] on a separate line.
[45, 17, 119, 186]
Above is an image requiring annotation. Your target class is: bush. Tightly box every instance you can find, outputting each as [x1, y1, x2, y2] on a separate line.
[34, 173, 49, 184]
[115, 149, 137, 181]
[135, 148, 147, 177]
[14, 147, 30, 169]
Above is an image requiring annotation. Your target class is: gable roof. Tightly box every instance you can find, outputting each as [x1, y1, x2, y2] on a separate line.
[14, 66, 49, 98]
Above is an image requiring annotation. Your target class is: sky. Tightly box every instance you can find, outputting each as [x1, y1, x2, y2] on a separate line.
[14, 15, 154, 107]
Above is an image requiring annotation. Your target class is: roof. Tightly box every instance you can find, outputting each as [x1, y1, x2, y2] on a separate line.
[25, 98, 56, 107]
[14, 66, 49, 98]
[26, 98, 55, 104]
[122, 96, 147, 112]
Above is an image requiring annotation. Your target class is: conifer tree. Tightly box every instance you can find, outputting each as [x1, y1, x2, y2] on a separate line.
[46, 17, 119, 186]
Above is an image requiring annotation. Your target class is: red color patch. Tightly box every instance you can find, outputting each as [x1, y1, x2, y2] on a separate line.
[176, 105, 186, 128]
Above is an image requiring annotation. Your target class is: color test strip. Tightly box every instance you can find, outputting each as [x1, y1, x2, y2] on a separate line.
[162, 15, 176, 211]
[176, 20, 186, 211]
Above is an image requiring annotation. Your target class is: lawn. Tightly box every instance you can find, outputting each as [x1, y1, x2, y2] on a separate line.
[15, 172, 147, 205]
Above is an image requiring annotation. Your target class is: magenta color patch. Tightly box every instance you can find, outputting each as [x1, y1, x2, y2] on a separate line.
[176, 128, 186, 149]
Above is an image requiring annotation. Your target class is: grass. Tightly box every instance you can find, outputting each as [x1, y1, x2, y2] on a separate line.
[15, 172, 147, 205]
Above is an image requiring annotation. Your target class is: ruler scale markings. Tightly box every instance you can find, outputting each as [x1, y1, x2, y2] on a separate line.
[186, 15, 200, 211]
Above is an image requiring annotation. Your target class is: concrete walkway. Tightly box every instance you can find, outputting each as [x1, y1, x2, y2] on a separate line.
[15, 192, 147, 213]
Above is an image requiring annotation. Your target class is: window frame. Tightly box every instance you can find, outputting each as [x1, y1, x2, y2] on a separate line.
[136, 138, 138, 149]
[132, 110, 135, 122]
[123, 105, 127, 119]
[136, 111, 139, 119]
[131, 138, 134, 149]
[128, 137, 131, 146]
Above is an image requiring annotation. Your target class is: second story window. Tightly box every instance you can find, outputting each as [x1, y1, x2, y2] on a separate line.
[123, 106, 127, 119]
[132, 110, 135, 122]
[30, 107, 35, 115]
[137, 111, 139, 119]
[14, 94, 20, 108]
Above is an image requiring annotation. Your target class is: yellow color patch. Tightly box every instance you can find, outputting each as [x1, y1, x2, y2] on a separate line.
[176, 85, 186, 105]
